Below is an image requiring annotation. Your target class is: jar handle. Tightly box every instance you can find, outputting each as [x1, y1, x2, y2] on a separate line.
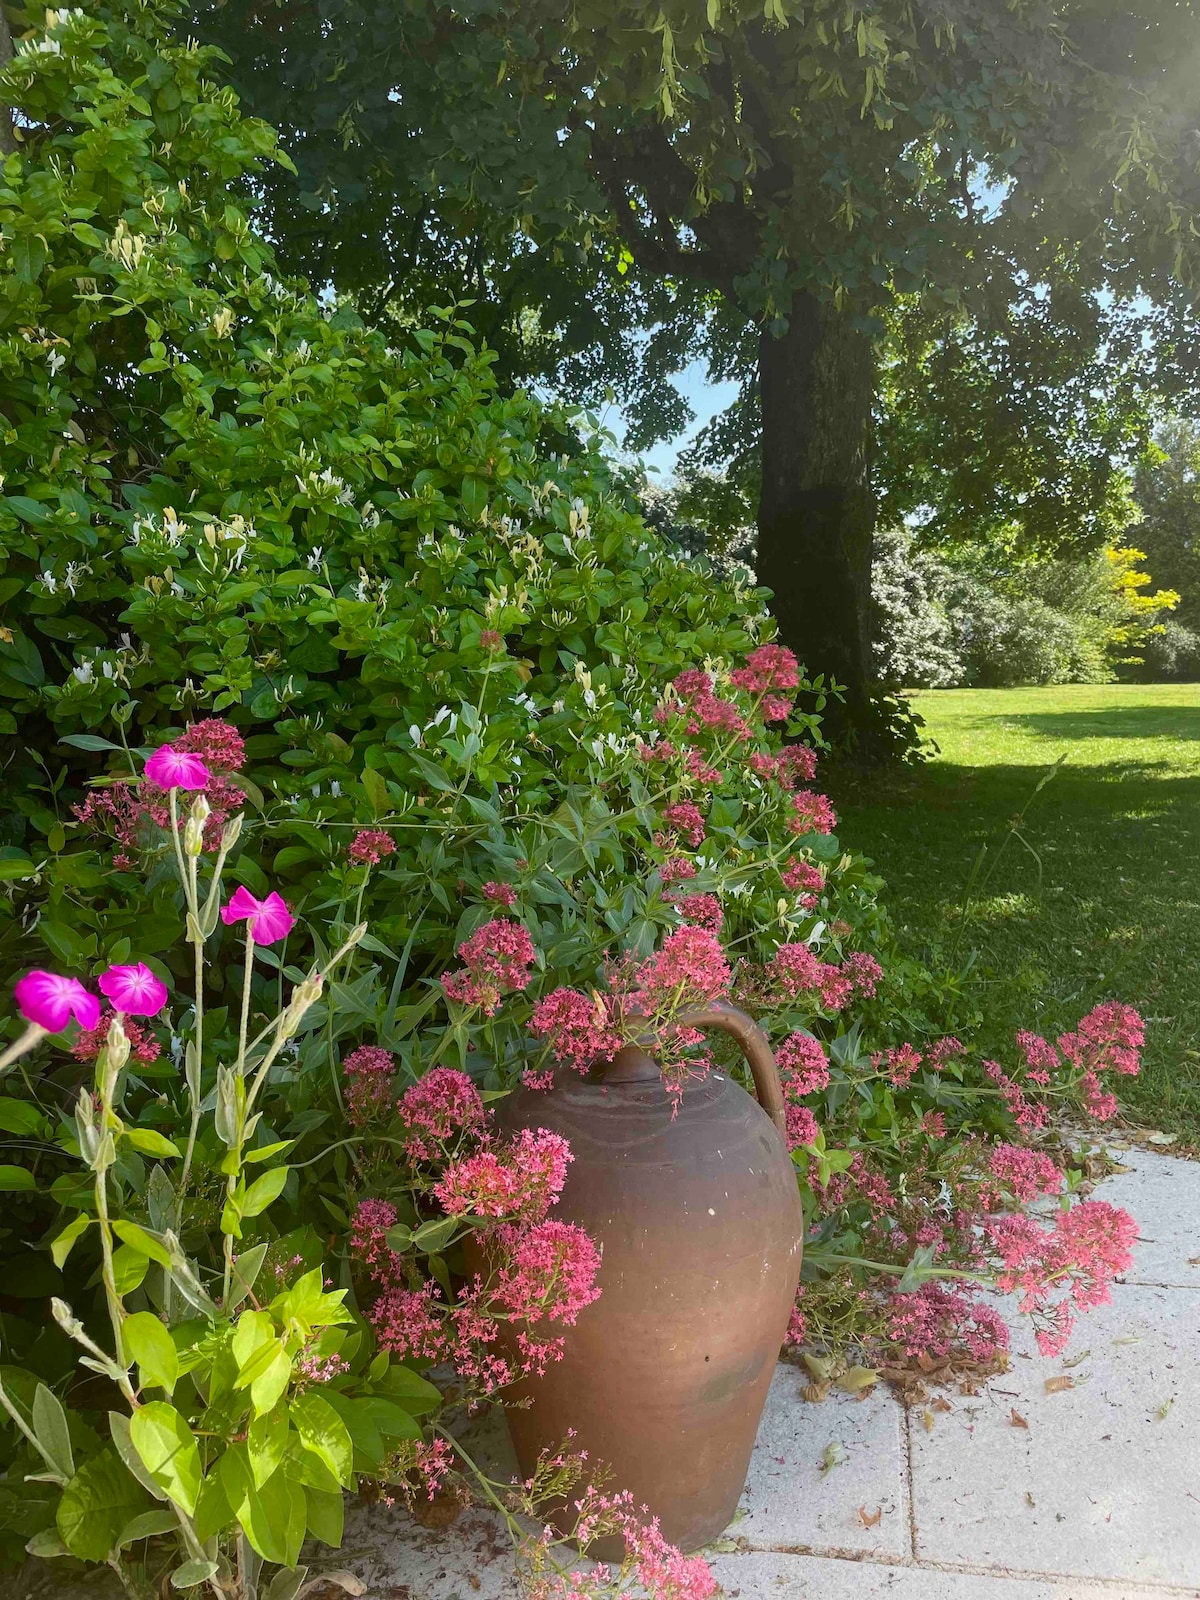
[676, 999, 788, 1138]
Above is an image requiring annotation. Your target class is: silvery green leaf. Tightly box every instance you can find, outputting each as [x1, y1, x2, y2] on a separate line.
[184, 1040, 200, 1100]
[31, 1384, 73, 1481]
[147, 1162, 175, 1233]
[227, 1242, 268, 1311]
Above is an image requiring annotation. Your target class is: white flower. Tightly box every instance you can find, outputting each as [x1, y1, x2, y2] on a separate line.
[46, 349, 66, 376]
[330, 780, 341, 797]
[306, 547, 324, 571]
[39, 571, 57, 595]
[72, 661, 94, 685]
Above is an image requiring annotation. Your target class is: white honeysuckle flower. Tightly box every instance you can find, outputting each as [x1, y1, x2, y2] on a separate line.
[311, 783, 321, 798]
[72, 661, 93, 684]
[46, 349, 66, 376]
[306, 547, 324, 571]
[552, 700, 565, 713]
[39, 571, 57, 595]
[408, 724, 422, 746]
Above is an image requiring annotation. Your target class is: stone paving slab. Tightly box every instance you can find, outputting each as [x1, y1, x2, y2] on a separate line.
[909, 1280, 1200, 1590]
[707, 1550, 1194, 1599]
[731, 1362, 909, 1561]
[1089, 1145, 1200, 1288]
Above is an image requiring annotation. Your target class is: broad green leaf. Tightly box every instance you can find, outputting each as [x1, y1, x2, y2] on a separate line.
[50, 1214, 91, 1269]
[244, 1139, 294, 1166]
[291, 1391, 354, 1489]
[0, 1165, 36, 1191]
[246, 1403, 289, 1488]
[263, 1565, 310, 1600]
[113, 1242, 150, 1295]
[303, 1483, 344, 1548]
[171, 1558, 220, 1589]
[124, 1128, 181, 1158]
[56, 1447, 148, 1561]
[241, 1165, 289, 1218]
[193, 1465, 233, 1543]
[113, 1220, 172, 1266]
[31, 1384, 74, 1480]
[223, 1447, 306, 1568]
[109, 1410, 167, 1501]
[130, 1402, 202, 1514]
[377, 1363, 443, 1415]
[231, 1309, 274, 1373]
[25, 1529, 69, 1557]
[113, 1508, 179, 1549]
[124, 1312, 178, 1395]
[412, 1215, 458, 1254]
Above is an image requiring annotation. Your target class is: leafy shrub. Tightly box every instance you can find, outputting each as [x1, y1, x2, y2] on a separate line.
[1132, 618, 1200, 681]
[870, 528, 963, 688]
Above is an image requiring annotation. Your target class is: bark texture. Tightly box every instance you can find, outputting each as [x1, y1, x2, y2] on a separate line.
[756, 293, 877, 743]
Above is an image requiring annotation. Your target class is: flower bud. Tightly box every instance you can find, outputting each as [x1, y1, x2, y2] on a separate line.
[183, 817, 205, 857]
[220, 813, 243, 853]
[105, 1014, 130, 1073]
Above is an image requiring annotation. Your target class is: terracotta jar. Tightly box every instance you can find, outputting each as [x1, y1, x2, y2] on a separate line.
[494, 1000, 803, 1554]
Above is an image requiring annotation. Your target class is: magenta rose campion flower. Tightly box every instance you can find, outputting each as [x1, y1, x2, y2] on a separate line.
[14, 971, 101, 1032]
[144, 745, 211, 791]
[97, 963, 169, 1017]
[220, 886, 295, 944]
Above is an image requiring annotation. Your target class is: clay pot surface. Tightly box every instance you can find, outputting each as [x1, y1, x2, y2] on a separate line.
[495, 1002, 803, 1554]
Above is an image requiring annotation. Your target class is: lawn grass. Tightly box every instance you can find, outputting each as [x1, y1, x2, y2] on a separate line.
[826, 684, 1200, 1140]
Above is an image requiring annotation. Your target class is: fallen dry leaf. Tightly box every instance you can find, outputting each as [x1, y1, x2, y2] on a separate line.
[1010, 1408, 1029, 1429]
[1062, 1347, 1091, 1369]
[857, 1505, 883, 1528]
[1044, 1375, 1075, 1395]
[931, 1396, 952, 1413]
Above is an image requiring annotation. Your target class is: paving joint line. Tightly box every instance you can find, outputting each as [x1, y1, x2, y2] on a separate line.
[901, 1390, 919, 1564]
[735, 1541, 1200, 1594]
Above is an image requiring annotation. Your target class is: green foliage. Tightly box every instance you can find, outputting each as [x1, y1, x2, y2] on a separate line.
[1128, 417, 1200, 641]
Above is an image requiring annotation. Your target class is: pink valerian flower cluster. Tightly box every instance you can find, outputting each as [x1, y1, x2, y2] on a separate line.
[875, 1043, 923, 1090]
[434, 1128, 572, 1220]
[658, 667, 750, 741]
[1014, 1003, 1144, 1122]
[986, 1143, 1064, 1205]
[441, 918, 537, 1015]
[788, 789, 837, 835]
[928, 1035, 966, 1069]
[633, 926, 731, 1012]
[985, 1059, 1050, 1134]
[71, 1010, 160, 1065]
[659, 856, 697, 885]
[491, 1219, 602, 1325]
[293, 1345, 351, 1389]
[784, 1104, 820, 1151]
[983, 1200, 1138, 1356]
[396, 1067, 486, 1162]
[777, 1030, 830, 1096]
[770, 941, 878, 1013]
[673, 893, 723, 933]
[885, 1282, 1010, 1365]
[483, 880, 518, 907]
[75, 719, 246, 867]
[349, 1197, 403, 1282]
[343, 1044, 396, 1128]
[529, 988, 623, 1074]
[782, 856, 824, 906]
[730, 643, 800, 696]
[385, 1436, 456, 1507]
[348, 828, 395, 866]
[526, 1484, 716, 1600]
[658, 800, 706, 849]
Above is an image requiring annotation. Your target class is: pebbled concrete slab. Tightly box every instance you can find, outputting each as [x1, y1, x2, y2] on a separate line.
[706, 1549, 1191, 1599]
[908, 1280, 1200, 1590]
[733, 1362, 909, 1561]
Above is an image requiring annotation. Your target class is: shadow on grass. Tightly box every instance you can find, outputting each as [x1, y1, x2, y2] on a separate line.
[1001, 707, 1200, 741]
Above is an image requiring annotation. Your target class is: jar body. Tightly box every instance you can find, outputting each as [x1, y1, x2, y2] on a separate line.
[495, 1064, 803, 1553]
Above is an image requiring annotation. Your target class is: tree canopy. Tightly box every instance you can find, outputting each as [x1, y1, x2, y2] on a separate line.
[198, 0, 1200, 739]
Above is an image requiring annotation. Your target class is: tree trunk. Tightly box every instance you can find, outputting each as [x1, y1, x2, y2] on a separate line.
[756, 293, 876, 747]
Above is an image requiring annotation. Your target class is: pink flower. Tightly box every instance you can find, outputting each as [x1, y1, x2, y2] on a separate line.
[348, 829, 395, 866]
[342, 1045, 396, 1128]
[492, 1220, 602, 1325]
[97, 963, 169, 1017]
[72, 1011, 160, 1065]
[1058, 1002, 1144, 1078]
[777, 1031, 830, 1096]
[659, 856, 697, 885]
[660, 801, 706, 849]
[788, 790, 836, 835]
[143, 745, 211, 791]
[886, 1282, 1009, 1364]
[397, 1067, 486, 1160]
[482, 881, 517, 907]
[633, 927, 731, 1011]
[841, 951, 883, 999]
[876, 1042, 923, 1089]
[14, 971, 100, 1033]
[762, 694, 793, 722]
[782, 857, 824, 900]
[174, 719, 245, 772]
[479, 629, 504, 651]
[675, 893, 723, 933]
[220, 886, 295, 944]
[529, 988, 622, 1074]
[988, 1143, 1064, 1203]
[730, 643, 800, 695]
[441, 918, 537, 1015]
[784, 1104, 820, 1151]
[434, 1128, 572, 1221]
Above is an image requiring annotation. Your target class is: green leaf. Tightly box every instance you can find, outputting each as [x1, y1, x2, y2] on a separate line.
[291, 1391, 354, 1489]
[263, 1564, 311, 1600]
[50, 1214, 91, 1269]
[171, 1558, 221, 1589]
[124, 1312, 179, 1395]
[0, 1165, 36, 1191]
[241, 1165, 290, 1218]
[112, 1242, 150, 1295]
[124, 1129, 181, 1159]
[25, 1529, 69, 1558]
[361, 765, 389, 816]
[31, 1384, 74, 1481]
[412, 1214, 459, 1254]
[246, 1403, 289, 1489]
[303, 1483, 344, 1548]
[193, 1464, 233, 1543]
[227, 1241, 269, 1311]
[113, 1220, 172, 1266]
[244, 1139, 294, 1165]
[56, 1447, 148, 1561]
[109, 1410, 168, 1502]
[222, 1445, 305, 1567]
[130, 1402, 203, 1514]
[113, 1508, 179, 1549]
[377, 1363, 443, 1415]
